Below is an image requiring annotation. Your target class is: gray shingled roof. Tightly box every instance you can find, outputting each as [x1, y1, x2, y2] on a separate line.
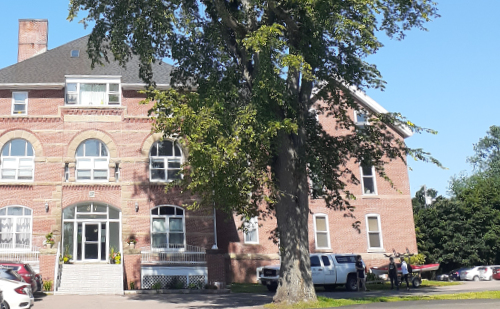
[0, 35, 173, 84]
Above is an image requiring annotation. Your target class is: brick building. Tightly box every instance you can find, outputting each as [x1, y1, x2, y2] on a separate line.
[0, 19, 416, 293]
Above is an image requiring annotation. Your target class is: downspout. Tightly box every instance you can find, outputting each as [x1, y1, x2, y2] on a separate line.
[211, 205, 218, 250]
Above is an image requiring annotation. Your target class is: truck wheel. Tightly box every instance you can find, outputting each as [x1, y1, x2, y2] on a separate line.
[345, 274, 358, 291]
[266, 284, 277, 292]
[324, 284, 336, 291]
[412, 277, 422, 288]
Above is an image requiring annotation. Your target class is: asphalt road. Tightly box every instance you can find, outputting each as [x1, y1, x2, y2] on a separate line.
[32, 280, 500, 309]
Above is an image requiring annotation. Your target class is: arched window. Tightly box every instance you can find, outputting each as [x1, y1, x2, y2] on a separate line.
[76, 139, 109, 181]
[0, 206, 32, 250]
[150, 205, 185, 249]
[1, 139, 35, 181]
[149, 140, 183, 182]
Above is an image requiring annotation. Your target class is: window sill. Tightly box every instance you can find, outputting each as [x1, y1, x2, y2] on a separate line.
[243, 242, 260, 245]
[367, 248, 386, 253]
[61, 105, 125, 110]
[361, 195, 380, 199]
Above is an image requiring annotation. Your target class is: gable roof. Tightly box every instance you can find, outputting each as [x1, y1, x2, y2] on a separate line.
[0, 35, 173, 89]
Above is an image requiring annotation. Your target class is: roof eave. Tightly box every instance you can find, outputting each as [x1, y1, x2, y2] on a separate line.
[0, 83, 65, 90]
[348, 86, 413, 139]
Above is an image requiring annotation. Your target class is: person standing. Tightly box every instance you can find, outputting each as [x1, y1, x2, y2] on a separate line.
[400, 257, 410, 291]
[388, 257, 399, 290]
[356, 255, 367, 291]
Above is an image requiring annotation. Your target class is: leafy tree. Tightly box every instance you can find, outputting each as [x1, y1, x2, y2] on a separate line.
[68, 0, 439, 303]
[412, 185, 439, 213]
[468, 125, 500, 173]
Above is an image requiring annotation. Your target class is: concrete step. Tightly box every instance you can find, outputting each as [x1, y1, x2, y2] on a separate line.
[56, 264, 123, 295]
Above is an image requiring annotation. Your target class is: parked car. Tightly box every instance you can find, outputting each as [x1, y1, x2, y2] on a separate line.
[460, 266, 487, 281]
[449, 267, 468, 281]
[492, 267, 500, 280]
[436, 273, 449, 281]
[0, 277, 33, 309]
[0, 262, 40, 293]
[257, 254, 363, 292]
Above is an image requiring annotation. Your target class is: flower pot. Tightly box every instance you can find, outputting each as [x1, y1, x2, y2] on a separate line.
[110, 259, 115, 264]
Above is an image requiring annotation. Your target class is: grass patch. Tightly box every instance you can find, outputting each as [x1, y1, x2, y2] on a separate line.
[230, 283, 268, 293]
[365, 280, 460, 290]
[265, 291, 500, 309]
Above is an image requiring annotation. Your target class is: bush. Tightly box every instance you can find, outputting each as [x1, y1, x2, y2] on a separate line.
[129, 281, 135, 290]
[409, 253, 426, 265]
[43, 279, 53, 292]
[204, 283, 218, 290]
[151, 282, 162, 290]
[169, 276, 185, 289]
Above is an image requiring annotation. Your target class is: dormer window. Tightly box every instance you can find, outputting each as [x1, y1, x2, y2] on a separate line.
[65, 77, 121, 106]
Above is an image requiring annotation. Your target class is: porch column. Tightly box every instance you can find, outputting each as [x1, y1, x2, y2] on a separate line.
[123, 248, 141, 290]
[39, 248, 57, 291]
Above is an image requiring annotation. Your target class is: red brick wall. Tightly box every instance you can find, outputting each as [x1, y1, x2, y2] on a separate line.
[124, 254, 141, 290]
[206, 250, 228, 284]
[39, 253, 56, 290]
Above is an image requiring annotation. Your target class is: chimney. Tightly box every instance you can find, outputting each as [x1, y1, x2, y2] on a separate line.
[18, 19, 48, 62]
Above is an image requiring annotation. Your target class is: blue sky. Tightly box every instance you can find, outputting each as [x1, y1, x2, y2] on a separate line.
[0, 1, 495, 197]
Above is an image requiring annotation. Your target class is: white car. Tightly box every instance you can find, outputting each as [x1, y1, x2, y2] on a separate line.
[0, 278, 34, 309]
[478, 266, 500, 281]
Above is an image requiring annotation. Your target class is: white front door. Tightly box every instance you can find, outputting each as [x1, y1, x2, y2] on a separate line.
[82, 223, 101, 261]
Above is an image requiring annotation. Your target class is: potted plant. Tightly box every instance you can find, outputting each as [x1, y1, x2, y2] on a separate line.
[127, 236, 137, 249]
[45, 232, 55, 249]
[60, 245, 72, 264]
[109, 247, 121, 264]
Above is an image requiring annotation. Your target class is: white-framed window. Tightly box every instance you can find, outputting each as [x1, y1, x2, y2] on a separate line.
[354, 110, 368, 126]
[150, 205, 185, 249]
[75, 139, 109, 182]
[65, 76, 121, 106]
[360, 165, 377, 195]
[149, 140, 183, 182]
[243, 216, 259, 244]
[366, 214, 383, 250]
[0, 206, 33, 250]
[1, 139, 34, 181]
[313, 214, 331, 249]
[12, 92, 28, 115]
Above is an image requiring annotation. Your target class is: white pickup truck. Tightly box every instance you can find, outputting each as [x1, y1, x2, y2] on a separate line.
[257, 253, 363, 292]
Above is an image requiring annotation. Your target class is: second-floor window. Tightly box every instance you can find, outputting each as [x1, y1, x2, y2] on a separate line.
[12, 92, 28, 115]
[149, 140, 183, 182]
[66, 81, 120, 106]
[1, 139, 34, 181]
[361, 165, 377, 195]
[243, 217, 259, 244]
[76, 139, 109, 181]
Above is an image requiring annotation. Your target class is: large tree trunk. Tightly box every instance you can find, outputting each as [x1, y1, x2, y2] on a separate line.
[272, 127, 317, 304]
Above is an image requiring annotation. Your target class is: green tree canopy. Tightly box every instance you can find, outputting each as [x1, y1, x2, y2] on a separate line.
[68, 0, 439, 303]
[468, 125, 500, 173]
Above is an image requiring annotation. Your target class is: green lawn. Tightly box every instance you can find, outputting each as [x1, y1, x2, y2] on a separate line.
[230, 280, 459, 293]
[265, 291, 500, 309]
[365, 280, 460, 290]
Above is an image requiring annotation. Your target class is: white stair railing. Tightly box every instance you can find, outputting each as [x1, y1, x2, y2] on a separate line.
[141, 244, 206, 264]
[53, 242, 62, 293]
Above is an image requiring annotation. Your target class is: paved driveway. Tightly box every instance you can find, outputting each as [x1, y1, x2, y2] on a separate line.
[33, 293, 273, 309]
[32, 280, 500, 309]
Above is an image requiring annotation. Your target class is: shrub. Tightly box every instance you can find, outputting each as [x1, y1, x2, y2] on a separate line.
[169, 276, 185, 289]
[204, 283, 218, 290]
[129, 281, 135, 290]
[151, 282, 162, 290]
[43, 279, 53, 292]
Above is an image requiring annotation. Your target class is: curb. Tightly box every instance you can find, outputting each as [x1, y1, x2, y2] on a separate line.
[125, 289, 231, 295]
